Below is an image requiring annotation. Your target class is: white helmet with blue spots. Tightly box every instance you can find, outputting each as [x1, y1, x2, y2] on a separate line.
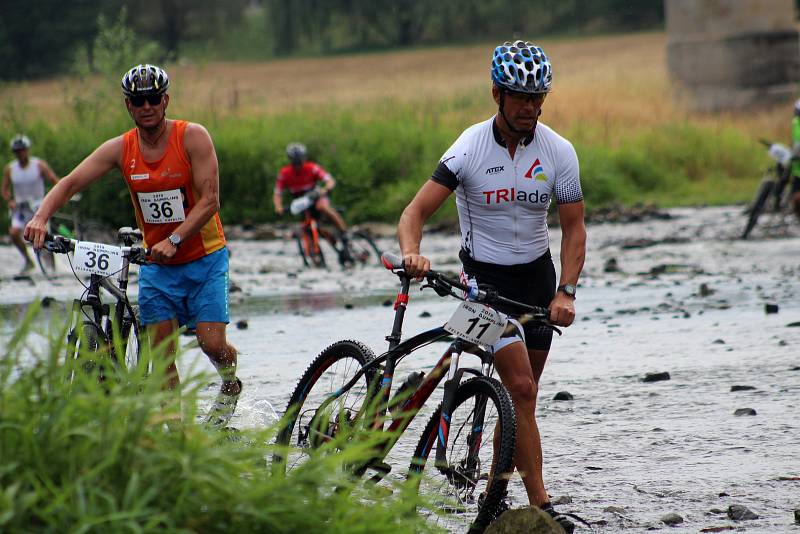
[491, 40, 552, 94]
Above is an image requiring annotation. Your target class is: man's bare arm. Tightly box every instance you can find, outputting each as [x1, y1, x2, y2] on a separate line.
[397, 180, 452, 276]
[25, 137, 122, 249]
[1, 166, 11, 206]
[556, 201, 586, 287]
[38, 159, 60, 185]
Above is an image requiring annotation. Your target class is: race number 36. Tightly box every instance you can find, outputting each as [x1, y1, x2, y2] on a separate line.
[444, 302, 508, 347]
[74, 241, 124, 277]
[137, 189, 186, 224]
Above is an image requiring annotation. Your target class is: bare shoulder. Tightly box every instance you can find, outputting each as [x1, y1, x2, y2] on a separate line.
[183, 122, 216, 160]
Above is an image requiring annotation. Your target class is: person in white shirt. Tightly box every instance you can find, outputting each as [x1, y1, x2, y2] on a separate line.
[398, 40, 586, 532]
[2, 134, 59, 273]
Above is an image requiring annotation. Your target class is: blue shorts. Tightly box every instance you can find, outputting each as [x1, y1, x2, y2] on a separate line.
[138, 247, 230, 328]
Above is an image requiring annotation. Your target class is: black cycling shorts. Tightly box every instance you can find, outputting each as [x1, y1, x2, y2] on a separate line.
[460, 248, 556, 351]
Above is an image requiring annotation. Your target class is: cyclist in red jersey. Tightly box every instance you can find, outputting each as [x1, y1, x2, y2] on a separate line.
[273, 143, 349, 239]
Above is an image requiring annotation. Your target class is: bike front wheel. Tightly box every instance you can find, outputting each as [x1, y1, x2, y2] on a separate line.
[66, 320, 105, 382]
[741, 177, 774, 239]
[273, 340, 378, 474]
[408, 376, 516, 533]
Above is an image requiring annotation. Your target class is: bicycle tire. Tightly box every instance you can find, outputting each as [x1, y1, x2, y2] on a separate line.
[294, 232, 311, 267]
[66, 320, 104, 382]
[347, 230, 383, 266]
[742, 178, 774, 239]
[273, 340, 377, 474]
[117, 304, 142, 373]
[35, 248, 56, 279]
[408, 376, 516, 534]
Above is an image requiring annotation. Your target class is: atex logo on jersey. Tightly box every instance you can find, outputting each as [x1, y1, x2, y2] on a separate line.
[485, 165, 504, 175]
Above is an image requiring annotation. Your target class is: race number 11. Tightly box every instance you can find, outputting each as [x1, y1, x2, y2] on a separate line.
[444, 301, 508, 347]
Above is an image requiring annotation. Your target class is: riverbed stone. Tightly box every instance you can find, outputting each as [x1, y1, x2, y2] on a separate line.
[733, 408, 757, 416]
[604, 257, 620, 272]
[643, 371, 670, 382]
[661, 512, 684, 525]
[485, 506, 566, 534]
[730, 385, 756, 392]
[727, 504, 758, 520]
[794, 508, 800, 524]
[699, 283, 714, 296]
[765, 303, 779, 314]
[553, 391, 574, 401]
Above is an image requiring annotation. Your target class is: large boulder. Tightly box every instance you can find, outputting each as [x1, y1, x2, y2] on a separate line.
[485, 506, 567, 534]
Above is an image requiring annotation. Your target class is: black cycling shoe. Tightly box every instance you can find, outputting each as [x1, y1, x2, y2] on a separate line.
[540, 502, 592, 533]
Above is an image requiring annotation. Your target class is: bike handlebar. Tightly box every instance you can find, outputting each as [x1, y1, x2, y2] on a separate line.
[381, 251, 551, 321]
[43, 233, 150, 265]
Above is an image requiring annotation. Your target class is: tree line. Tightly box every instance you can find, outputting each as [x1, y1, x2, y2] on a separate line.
[1, 0, 665, 80]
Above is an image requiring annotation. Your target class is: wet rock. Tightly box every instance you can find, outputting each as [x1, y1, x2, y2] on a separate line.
[551, 495, 572, 505]
[699, 283, 714, 297]
[791, 366, 800, 371]
[235, 319, 248, 330]
[286, 272, 298, 278]
[730, 385, 756, 392]
[419, 311, 432, 318]
[229, 281, 242, 293]
[765, 303, 779, 314]
[712, 339, 725, 344]
[794, 508, 800, 524]
[727, 504, 758, 521]
[344, 303, 354, 309]
[604, 506, 626, 514]
[603, 257, 620, 272]
[553, 391, 574, 401]
[642, 372, 670, 383]
[485, 506, 565, 534]
[660, 512, 684, 525]
[778, 340, 788, 346]
[700, 527, 734, 532]
[382, 299, 392, 307]
[733, 408, 757, 416]
[787, 321, 800, 327]
[718, 492, 729, 497]
[40, 296, 55, 307]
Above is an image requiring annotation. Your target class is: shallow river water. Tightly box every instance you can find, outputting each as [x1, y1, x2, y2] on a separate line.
[2, 206, 799, 532]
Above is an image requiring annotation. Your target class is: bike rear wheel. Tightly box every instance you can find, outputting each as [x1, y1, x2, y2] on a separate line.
[408, 376, 516, 533]
[742, 178, 774, 239]
[273, 340, 377, 474]
[347, 230, 382, 266]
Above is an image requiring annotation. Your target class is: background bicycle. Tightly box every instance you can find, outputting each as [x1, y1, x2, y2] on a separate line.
[741, 140, 797, 239]
[43, 227, 147, 380]
[274, 252, 559, 533]
[29, 195, 112, 279]
[289, 189, 382, 269]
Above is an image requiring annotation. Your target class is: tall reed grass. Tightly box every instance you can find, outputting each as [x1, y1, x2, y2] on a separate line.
[0, 305, 434, 533]
[0, 32, 789, 232]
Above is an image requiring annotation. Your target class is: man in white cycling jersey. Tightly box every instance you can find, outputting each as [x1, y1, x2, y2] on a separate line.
[398, 41, 586, 532]
[2, 135, 60, 274]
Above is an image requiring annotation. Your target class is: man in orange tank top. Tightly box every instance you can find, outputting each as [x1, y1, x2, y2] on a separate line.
[25, 64, 241, 428]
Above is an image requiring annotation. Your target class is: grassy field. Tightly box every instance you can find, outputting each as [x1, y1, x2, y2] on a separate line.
[0, 31, 790, 228]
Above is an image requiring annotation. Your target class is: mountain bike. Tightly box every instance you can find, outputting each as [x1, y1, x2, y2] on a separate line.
[741, 140, 796, 239]
[274, 252, 559, 533]
[43, 227, 148, 380]
[289, 189, 382, 268]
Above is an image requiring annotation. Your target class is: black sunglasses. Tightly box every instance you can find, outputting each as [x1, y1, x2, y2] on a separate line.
[129, 94, 163, 107]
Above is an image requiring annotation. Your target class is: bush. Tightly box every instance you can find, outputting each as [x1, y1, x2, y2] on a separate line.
[0, 306, 434, 533]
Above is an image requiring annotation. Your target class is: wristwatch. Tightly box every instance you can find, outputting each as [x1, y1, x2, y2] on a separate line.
[167, 233, 182, 249]
[557, 283, 577, 298]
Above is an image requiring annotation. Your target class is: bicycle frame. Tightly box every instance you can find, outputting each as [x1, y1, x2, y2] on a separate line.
[318, 272, 497, 477]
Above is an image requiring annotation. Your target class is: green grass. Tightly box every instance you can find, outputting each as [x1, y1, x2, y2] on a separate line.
[0, 305, 437, 533]
[0, 93, 770, 235]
